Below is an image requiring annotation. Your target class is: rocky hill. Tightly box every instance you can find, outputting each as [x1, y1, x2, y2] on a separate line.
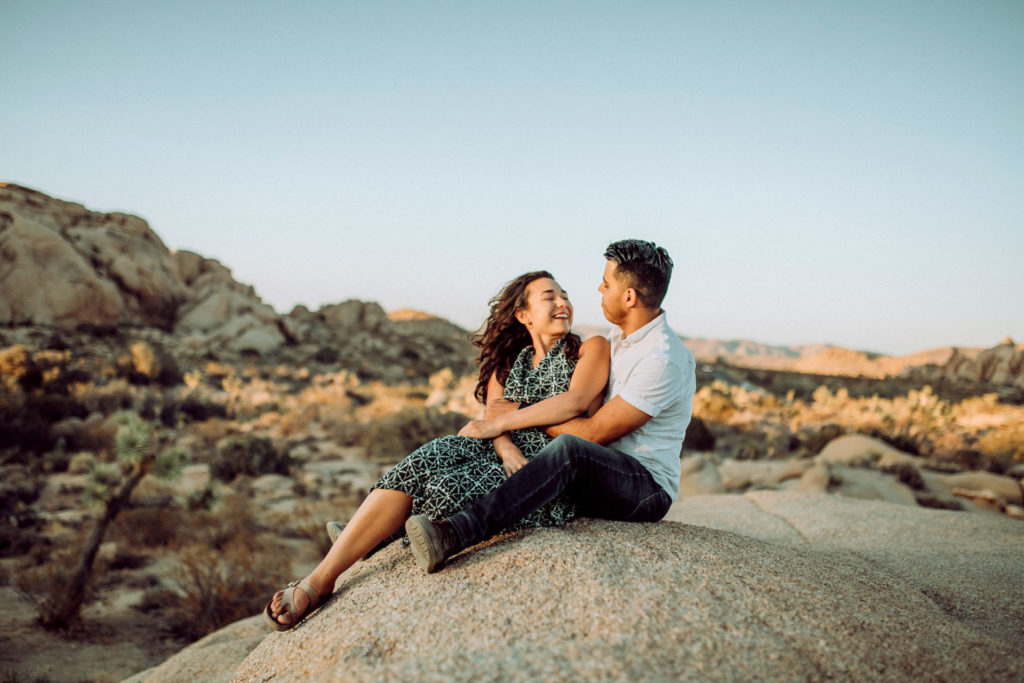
[128, 492, 1024, 682]
[0, 183, 474, 380]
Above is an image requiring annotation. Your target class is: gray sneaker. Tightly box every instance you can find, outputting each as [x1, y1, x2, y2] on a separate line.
[405, 515, 461, 573]
[325, 521, 402, 560]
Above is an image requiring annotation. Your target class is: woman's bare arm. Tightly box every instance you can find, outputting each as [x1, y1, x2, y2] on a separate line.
[458, 336, 610, 440]
[480, 371, 529, 476]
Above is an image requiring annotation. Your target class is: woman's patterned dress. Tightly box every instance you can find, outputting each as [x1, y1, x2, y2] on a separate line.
[374, 337, 578, 530]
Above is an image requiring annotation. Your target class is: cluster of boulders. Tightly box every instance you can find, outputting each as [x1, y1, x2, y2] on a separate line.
[680, 433, 1024, 519]
[0, 183, 475, 380]
[901, 339, 1024, 391]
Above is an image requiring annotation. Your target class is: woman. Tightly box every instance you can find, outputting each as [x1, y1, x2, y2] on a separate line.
[265, 271, 610, 630]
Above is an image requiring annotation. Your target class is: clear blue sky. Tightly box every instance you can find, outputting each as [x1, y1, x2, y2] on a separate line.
[2, 0, 1022, 355]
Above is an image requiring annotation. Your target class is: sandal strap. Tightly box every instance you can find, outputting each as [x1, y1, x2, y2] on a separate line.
[295, 581, 322, 610]
[279, 580, 321, 622]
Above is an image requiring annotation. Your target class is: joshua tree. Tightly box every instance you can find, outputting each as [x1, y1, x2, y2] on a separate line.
[35, 411, 185, 628]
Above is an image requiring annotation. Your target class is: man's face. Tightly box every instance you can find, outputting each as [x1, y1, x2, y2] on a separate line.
[598, 260, 628, 324]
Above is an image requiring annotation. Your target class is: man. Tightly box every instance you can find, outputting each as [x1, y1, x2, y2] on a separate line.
[406, 239, 696, 572]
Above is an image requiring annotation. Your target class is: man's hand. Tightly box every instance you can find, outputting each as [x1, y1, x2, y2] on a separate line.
[458, 418, 504, 440]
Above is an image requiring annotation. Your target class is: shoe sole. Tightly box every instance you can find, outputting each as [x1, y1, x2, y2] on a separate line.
[326, 521, 344, 544]
[405, 515, 445, 573]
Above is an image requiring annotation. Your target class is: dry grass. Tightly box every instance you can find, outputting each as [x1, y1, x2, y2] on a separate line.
[134, 495, 289, 640]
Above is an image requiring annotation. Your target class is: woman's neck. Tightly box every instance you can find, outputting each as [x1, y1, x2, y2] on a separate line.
[529, 332, 564, 367]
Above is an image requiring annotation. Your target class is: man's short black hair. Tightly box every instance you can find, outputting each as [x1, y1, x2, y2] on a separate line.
[603, 239, 674, 309]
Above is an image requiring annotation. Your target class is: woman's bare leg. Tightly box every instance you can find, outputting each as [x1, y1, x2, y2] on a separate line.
[270, 488, 413, 626]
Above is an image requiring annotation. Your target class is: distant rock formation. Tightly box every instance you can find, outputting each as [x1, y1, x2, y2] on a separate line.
[901, 341, 1024, 391]
[133, 493, 1024, 681]
[0, 183, 186, 327]
[0, 184, 475, 377]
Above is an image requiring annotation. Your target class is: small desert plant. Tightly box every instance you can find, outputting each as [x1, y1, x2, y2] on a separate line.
[139, 495, 288, 640]
[108, 506, 188, 549]
[17, 411, 185, 628]
[0, 344, 40, 392]
[210, 435, 293, 482]
[179, 395, 228, 421]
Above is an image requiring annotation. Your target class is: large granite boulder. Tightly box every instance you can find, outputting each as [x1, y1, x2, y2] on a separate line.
[134, 492, 1023, 682]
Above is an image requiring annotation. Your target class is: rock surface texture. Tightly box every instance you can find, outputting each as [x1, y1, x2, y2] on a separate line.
[136, 492, 1023, 682]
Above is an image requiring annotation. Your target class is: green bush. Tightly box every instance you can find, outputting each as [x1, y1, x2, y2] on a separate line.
[210, 436, 293, 482]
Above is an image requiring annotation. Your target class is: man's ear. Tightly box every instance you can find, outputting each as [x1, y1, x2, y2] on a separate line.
[623, 288, 638, 308]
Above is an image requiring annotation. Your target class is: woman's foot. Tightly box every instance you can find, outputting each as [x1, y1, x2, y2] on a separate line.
[264, 578, 326, 631]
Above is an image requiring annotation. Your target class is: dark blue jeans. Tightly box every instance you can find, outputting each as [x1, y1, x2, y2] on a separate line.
[449, 434, 673, 547]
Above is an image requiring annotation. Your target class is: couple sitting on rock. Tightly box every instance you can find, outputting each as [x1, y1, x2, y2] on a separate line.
[265, 238, 696, 630]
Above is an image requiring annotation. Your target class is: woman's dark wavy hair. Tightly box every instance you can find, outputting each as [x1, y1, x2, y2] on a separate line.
[472, 271, 581, 403]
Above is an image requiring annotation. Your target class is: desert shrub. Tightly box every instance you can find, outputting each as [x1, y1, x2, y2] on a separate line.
[146, 537, 288, 641]
[44, 333, 70, 351]
[108, 506, 188, 549]
[138, 495, 288, 640]
[0, 345, 40, 392]
[75, 322, 121, 338]
[879, 462, 925, 490]
[314, 347, 339, 364]
[692, 383, 740, 422]
[106, 548, 150, 571]
[683, 417, 716, 451]
[0, 394, 53, 455]
[914, 491, 964, 510]
[30, 393, 89, 423]
[732, 440, 766, 461]
[803, 424, 845, 454]
[0, 520, 42, 558]
[333, 406, 470, 462]
[947, 449, 990, 472]
[974, 424, 1024, 463]
[14, 541, 96, 629]
[74, 378, 136, 414]
[867, 428, 921, 456]
[186, 484, 218, 512]
[180, 395, 228, 421]
[210, 436, 292, 482]
[159, 399, 180, 428]
[118, 341, 182, 386]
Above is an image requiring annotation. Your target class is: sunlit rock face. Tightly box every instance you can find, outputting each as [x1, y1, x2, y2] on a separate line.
[0, 183, 185, 327]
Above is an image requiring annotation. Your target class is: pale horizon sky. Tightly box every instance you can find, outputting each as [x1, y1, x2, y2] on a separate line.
[2, 1, 1022, 356]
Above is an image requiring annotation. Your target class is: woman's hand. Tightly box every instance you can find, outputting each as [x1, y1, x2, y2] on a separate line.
[458, 418, 504, 440]
[497, 444, 528, 477]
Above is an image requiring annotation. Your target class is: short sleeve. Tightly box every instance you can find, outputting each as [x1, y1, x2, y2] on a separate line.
[615, 356, 685, 418]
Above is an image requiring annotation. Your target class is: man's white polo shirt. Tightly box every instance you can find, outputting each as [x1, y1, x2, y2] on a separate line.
[605, 312, 696, 501]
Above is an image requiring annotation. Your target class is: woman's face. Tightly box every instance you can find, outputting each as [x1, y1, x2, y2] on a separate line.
[517, 277, 572, 337]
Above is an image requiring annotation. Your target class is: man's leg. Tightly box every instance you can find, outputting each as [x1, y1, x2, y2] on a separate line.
[406, 434, 671, 571]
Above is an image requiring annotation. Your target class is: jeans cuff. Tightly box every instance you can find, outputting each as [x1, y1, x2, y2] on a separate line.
[448, 511, 473, 548]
